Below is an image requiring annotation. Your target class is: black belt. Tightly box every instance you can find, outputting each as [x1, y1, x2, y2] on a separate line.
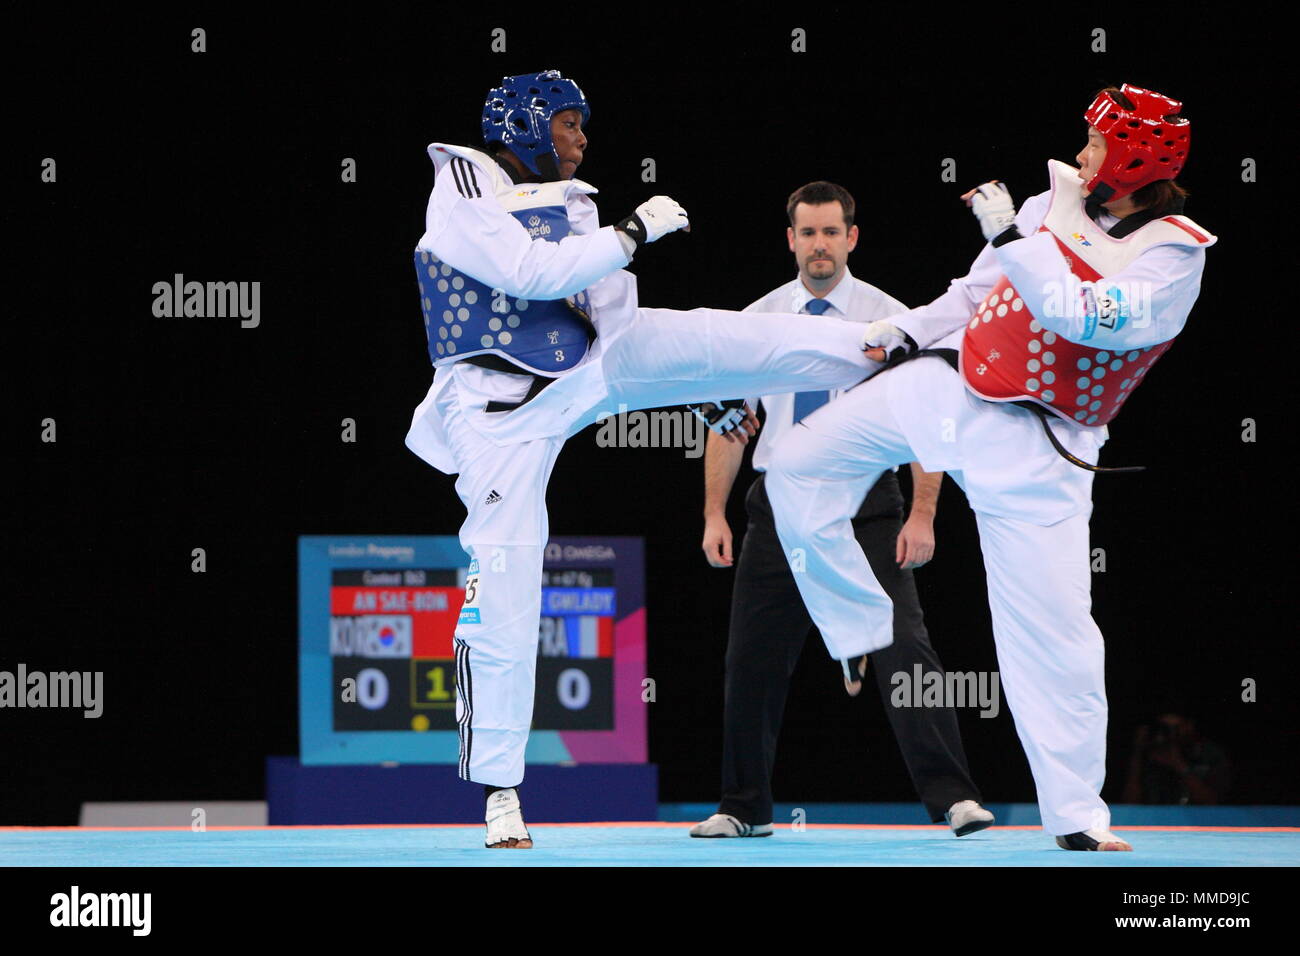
[452, 354, 554, 413]
[484, 374, 554, 413]
[466, 298, 597, 413]
[882, 348, 1145, 474]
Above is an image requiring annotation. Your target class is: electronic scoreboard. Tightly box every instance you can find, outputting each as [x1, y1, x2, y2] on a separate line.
[298, 536, 646, 765]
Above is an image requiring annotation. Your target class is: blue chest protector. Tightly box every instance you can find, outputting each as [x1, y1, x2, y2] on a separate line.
[415, 203, 595, 376]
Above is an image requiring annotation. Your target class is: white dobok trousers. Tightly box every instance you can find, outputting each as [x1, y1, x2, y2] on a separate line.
[433, 308, 871, 788]
[763, 354, 1110, 836]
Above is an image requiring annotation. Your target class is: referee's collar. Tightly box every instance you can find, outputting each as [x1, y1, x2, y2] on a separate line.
[790, 268, 854, 315]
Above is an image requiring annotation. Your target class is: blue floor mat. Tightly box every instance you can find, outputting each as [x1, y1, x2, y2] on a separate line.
[3, 824, 1296, 867]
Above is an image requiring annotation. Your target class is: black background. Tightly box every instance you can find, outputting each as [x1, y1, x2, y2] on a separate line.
[6, 4, 1294, 825]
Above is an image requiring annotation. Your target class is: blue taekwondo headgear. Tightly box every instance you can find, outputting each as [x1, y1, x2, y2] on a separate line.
[482, 69, 589, 179]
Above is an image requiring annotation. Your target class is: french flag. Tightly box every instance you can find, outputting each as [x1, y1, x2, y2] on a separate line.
[564, 616, 614, 658]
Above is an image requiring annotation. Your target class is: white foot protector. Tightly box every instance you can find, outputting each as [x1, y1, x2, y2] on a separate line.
[485, 788, 533, 848]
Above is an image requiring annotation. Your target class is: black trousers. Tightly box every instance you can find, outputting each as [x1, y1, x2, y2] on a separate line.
[718, 471, 981, 824]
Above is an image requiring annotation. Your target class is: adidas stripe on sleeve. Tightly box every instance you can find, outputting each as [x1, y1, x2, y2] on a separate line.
[448, 157, 482, 199]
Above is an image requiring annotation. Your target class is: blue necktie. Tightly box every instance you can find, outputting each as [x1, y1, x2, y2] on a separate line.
[793, 298, 832, 423]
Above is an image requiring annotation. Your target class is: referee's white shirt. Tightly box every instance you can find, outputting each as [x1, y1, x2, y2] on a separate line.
[744, 268, 908, 472]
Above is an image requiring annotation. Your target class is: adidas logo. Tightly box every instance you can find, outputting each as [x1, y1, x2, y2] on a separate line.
[485, 490, 503, 505]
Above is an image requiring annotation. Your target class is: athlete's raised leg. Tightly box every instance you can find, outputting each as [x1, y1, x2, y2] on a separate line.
[761, 377, 915, 661]
[600, 307, 875, 415]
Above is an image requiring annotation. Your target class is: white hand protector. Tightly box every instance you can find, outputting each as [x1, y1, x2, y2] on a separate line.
[861, 320, 915, 362]
[617, 195, 690, 245]
[688, 399, 747, 435]
[970, 181, 1019, 242]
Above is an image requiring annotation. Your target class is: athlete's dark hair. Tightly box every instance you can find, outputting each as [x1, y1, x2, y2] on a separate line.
[1092, 85, 1189, 216]
[786, 181, 856, 228]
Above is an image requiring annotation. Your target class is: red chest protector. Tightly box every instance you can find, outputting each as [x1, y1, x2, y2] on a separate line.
[960, 160, 1215, 427]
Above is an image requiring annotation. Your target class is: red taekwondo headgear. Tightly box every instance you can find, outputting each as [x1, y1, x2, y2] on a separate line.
[1083, 83, 1190, 202]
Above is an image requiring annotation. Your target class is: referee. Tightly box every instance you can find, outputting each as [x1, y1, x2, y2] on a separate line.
[691, 182, 992, 838]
